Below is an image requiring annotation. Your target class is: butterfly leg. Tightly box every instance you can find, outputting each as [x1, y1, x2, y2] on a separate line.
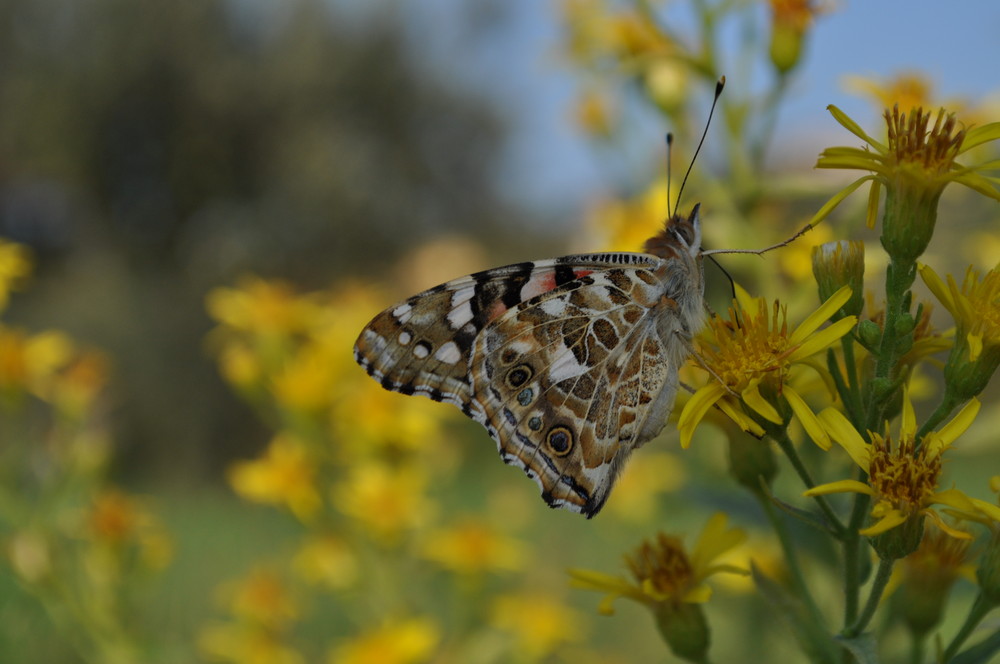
[673, 330, 739, 399]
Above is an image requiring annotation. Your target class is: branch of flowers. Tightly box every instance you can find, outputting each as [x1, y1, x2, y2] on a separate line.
[940, 592, 997, 662]
[772, 431, 846, 537]
[756, 491, 828, 633]
[844, 557, 894, 637]
[865, 260, 916, 430]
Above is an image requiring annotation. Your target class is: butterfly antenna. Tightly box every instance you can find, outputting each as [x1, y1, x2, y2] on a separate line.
[665, 132, 674, 214]
[672, 76, 726, 218]
[708, 254, 737, 302]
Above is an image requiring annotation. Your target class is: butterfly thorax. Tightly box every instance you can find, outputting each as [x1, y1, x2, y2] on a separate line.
[642, 204, 705, 340]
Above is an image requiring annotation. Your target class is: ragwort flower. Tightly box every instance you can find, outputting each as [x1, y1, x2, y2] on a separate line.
[814, 105, 1000, 262]
[569, 513, 746, 661]
[678, 285, 856, 448]
[920, 263, 1000, 399]
[806, 390, 981, 558]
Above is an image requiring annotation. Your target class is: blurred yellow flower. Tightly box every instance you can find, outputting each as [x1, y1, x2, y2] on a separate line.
[808, 390, 981, 541]
[228, 434, 322, 522]
[334, 463, 432, 542]
[206, 277, 319, 338]
[421, 519, 525, 575]
[0, 237, 31, 310]
[604, 452, 685, 522]
[271, 344, 336, 414]
[86, 488, 173, 570]
[8, 531, 52, 584]
[292, 535, 358, 590]
[574, 89, 614, 137]
[920, 263, 1000, 364]
[585, 183, 669, 253]
[490, 592, 584, 659]
[569, 512, 748, 613]
[200, 624, 304, 664]
[843, 72, 939, 116]
[227, 567, 299, 629]
[51, 350, 109, 417]
[332, 382, 449, 457]
[217, 342, 263, 391]
[330, 618, 439, 664]
[0, 327, 74, 397]
[678, 286, 856, 448]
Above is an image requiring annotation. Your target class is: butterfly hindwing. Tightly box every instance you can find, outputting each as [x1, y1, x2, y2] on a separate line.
[469, 262, 682, 515]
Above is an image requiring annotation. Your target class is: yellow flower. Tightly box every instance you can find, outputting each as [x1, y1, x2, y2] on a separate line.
[814, 106, 1000, 261]
[843, 72, 939, 115]
[584, 183, 669, 254]
[199, 624, 304, 664]
[333, 463, 431, 542]
[0, 327, 74, 397]
[574, 89, 614, 137]
[604, 451, 685, 521]
[490, 592, 584, 659]
[51, 350, 109, 417]
[806, 390, 981, 543]
[678, 286, 857, 448]
[271, 343, 336, 414]
[920, 263, 1000, 398]
[228, 434, 322, 522]
[226, 568, 299, 629]
[569, 513, 748, 613]
[888, 523, 975, 635]
[332, 381, 449, 457]
[292, 535, 358, 590]
[0, 237, 32, 310]
[330, 618, 439, 664]
[421, 519, 525, 575]
[768, 0, 825, 73]
[206, 277, 319, 338]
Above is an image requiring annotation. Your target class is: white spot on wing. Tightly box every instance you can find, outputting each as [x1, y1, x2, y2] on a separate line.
[392, 303, 412, 321]
[398, 331, 412, 345]
[434, 341, 462, 364]
[540, 298, 567, 316]
[414, 343, 430, 359]
[447, 301, 473, 329]
[548, 345, 587, 382]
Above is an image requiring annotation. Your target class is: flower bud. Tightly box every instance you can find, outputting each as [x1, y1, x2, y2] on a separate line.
[871, 513, 924, 561]
[812, 241, 865, 319]
[654, 601, 710, 662]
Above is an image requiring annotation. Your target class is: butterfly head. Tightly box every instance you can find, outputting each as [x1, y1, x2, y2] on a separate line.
[643, 203, 701, 261]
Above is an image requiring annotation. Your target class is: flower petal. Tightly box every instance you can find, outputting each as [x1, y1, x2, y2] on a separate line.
[923, 509, 974, 540]
[677, 383, 727, 449]
[900, 386, 916, 439]
[858, 509, 907, 536]
[742, 380, 783, 424]
[817, 408, 871, 469]
[716, 398, 766, 437]
[923, 397, 980, 457]
[784, 386, 830, 450]
[929, 487, 977, 512]
[808, 176, 876, 225]
[967, 333, 983, 361]
[825, 105, 888, 152]
[681, 583, 713, 604]
[918, 263, 955, 315]
[789, 286, 852, 345]
[788, 316, 857, 362]
[865, 179, 882, 229]
[804, 479, 874, 497]
[691, 513, 746, 569]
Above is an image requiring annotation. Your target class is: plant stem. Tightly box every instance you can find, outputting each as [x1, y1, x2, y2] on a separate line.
[914, 392, 960, 447]
[842, 485, 871, 628]
[941, 593, 997, 661]
[773, 431, 846, 536]
[846, 557, 894, 637]
[756, 492, 827, 632]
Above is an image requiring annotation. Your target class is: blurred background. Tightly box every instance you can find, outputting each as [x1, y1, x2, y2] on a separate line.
[0, 0, 998, 662]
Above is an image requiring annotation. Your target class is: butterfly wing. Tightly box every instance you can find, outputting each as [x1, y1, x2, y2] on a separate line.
[354, 253, 689, 517]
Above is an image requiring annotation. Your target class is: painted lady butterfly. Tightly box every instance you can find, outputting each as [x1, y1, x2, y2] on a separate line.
[353, 79, 798, 517]
[354, 200, 709, 517]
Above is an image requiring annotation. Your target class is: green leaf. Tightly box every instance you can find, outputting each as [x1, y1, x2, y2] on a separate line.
[768, 494, 841, 537]
[834, 633, 880, 664]
[751, 563, 840, 664]
[950, 629, 1000, 664]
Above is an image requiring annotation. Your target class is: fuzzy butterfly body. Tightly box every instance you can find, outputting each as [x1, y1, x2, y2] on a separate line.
[354, 205, 705, 517]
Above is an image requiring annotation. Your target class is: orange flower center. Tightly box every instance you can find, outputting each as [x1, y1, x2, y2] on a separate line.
[885, 106, 965, 176]
[625, 533, 693, 598]
[868, 434, 940, 514]
[703, 301, 793, 390]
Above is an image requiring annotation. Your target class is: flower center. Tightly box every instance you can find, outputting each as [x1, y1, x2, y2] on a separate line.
[704, 301, 792, 390]
[885, 107, 964, 177]
[625, 534, 693, 598]
[868, 434, 941, 515]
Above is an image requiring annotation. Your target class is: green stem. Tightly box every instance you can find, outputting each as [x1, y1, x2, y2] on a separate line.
[773, 431, 846, 536]
[909, 634, 925, 664]
[845, 557, 894, 637]
[756, 492, 827, 631]
[842, 485, 871, 627]
[941, 593, 997, 661]
[914, 392, 961, 448]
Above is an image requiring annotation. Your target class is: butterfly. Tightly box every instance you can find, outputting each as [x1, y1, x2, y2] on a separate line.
[353, 203, 707, 517]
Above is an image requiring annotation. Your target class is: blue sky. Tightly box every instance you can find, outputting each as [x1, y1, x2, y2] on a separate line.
[336, 0, 1000, 216]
